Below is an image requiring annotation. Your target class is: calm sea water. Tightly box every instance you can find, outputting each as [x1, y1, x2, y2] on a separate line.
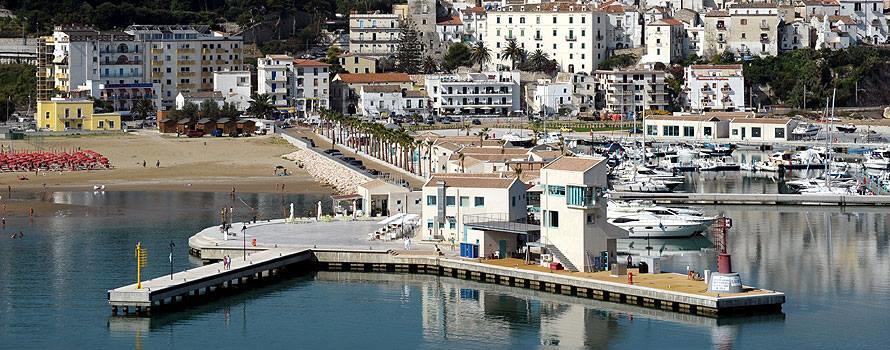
[0, 190, 888, 349]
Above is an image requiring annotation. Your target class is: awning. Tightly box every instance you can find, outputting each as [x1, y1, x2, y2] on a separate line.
[275, 107, 296, 112]
[331, 193, 362, 201]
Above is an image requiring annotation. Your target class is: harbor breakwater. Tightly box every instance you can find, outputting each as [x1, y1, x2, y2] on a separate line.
[280, 133, 371, 194]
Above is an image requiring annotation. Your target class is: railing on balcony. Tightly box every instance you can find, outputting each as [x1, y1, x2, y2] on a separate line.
[534, 35, 543, 41]
[462, 213, 540, 233]
[177, 47, 195, 53]
[177, 71, 196, 77]
[565, 35, 577, 41]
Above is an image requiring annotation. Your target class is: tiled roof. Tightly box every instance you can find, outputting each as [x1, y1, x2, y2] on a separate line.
[464, 6, 486, 15]
[293, 58, 330, 67]
[402, 90, 428, 98]
[689, 64, 743, 69]
[336, 73, 411, 84]
[705, 10, 729, 17]
[829, 15, 856, 25]
[437, 15, 462, 25]
[645, 115, 723, 122]
[362, 85, 402, 93]
[651, 18, 684, 26]
[542, 156, 604, 172]
[423, 173, 519, 189]
[457, 147, 529, 155]
[730, 3, 778, 8]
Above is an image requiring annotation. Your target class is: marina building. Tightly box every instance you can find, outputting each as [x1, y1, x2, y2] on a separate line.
[539, 156, 625, 272]
[684, 64, 745, 112]
[420, 173, 528, 247]
[729, 116, 797, 142]
[484, 3, 609, 74]
[594, 68, 669, 116]
[37, 99, 121, 131]
[643, 115, 731, 140]
[424, 71, 520, 117]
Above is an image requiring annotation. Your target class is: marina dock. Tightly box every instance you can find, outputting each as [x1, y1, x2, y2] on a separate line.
[610, 192, 890, 206]
[107, 248, 312, 315]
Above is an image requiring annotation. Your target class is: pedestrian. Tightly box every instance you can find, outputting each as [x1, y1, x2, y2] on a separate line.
[406, 236, 412, 250]
[435, 244, 442, 256]
[403, 236, 408, 250]
[156, 160, 160, 168]
[449, 237, 455, 251]
[142, 160, 146, 167]
[626, 254, 632, 267]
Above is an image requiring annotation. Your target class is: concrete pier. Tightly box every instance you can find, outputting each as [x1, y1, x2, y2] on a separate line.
[107, 248, 312, 315]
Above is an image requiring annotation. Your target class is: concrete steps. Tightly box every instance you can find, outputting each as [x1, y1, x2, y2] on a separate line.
[544, 244, 578, 272]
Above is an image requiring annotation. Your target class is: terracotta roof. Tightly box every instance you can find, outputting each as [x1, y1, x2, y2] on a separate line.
[730, 3, 778, 8]
[457, 147, 529, 156]
[464, 6, 486, 15]
[542, 156, 604, 172]
[362, 85, 402, 93]
[336, 73, 411, 84]
[601, 4, 625, 13]
[645, 115, 723, 122]
[705, 10, 729, 17]
[437, 15, 462, 25]
[293, 58, 330, 67]
[731, 117, 792, 125]
[423, 174, 519, 189]
[450, 153, 528, 162]
[530, 150, 563, 160]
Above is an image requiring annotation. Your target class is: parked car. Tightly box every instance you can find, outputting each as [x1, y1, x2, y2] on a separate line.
[323, 149, 339, 155]
[471, 119, 481, 125]
[425, 117, 435, 125]
[186, 130, 204, 138]
[341, 156, 355, 162]
[367, 169, 381, 176]
[348, 160, 364, 167]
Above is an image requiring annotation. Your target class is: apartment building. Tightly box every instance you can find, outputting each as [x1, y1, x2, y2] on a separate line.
[292, 59, 331, 116]
[684, 64, 745, 112]
[532, 79, 574, 116]
[594, 68, 669, 116]
[539, 156, 624, 272]
[339, 54, 378, 74]
[703, 4, 780, 59]
[460, 6, 488, 44]
[128, 25, 243, 109]
[484, 3, 609, 74]
[644, 18, 686, 65]
[331, 73, 414, 114]
[424, 71, 521, 117]
[256, 55, 293, 108]
[780, 18, 813, 51]
[837, 0, 888, 44]
[213, 71, 251, 111]
[601, 3, 643, 52]
[348, 12, 402, 57]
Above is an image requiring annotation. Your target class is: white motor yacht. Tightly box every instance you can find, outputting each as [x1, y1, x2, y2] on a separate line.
[608, 212, 709, 238]
[792, 123, 821, 138]
[864, 148, 890, 170]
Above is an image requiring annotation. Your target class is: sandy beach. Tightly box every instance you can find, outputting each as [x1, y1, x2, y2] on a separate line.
[0, 131, 331, 194]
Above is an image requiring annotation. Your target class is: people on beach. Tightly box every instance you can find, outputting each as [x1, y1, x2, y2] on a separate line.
[142, 160, 146, 167]
[156, 160, 160, 168]
[19, 231, 23, 238]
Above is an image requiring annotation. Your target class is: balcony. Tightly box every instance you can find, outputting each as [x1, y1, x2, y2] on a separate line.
[55, 72, 68, 80]
[178, 59, 196, 65]
[534, 35, 543, 41]
[760, 23, 770, 30]
[202, 48, 212, 54]
[233, 48, 242, 53]
[717, 37, 726, 43]
[716, 24, 726, 31]
[151, 71, 163, 78]
[760, 36, 771, 43]
[461, 213, 539, 234]
[177, 47, 195, 53]
[177, 71, 196, 77]
[151, 48, 164, 54]
[151, 60, 165, 66]
[215, 59, 228, 65]
[215, 48, 227, 53]
[565, 35, 577, 41]
[177, 83, 196, 90]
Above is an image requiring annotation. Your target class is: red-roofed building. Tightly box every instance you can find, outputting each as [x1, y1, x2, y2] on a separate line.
[644, 18, 686, 65]
[331, 73, 414, 114]
[257, 54, 331, 116]
[436, 15, 464, 45]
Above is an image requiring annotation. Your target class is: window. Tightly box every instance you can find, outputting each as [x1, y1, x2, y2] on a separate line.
[447, 217, 456, 229]
[474, 197, 485, 207]
[547, 211, 559, 228]
[751, 127, 762, 138]
[446, 196, 456, 206]
[662, 125, 680, 136]
[567, 186, 596, 207]
[647, 125, 657, 136]
[426, 195, 437, 206]
[741, 19, 748, 25]
[732, 129, 739, 136]
[704, 127, 713, 136]
[683, 126, 695, 137]
[547, 185, 565, 196]
[460, 196, 469, 207]
[775, 127, 785, 138]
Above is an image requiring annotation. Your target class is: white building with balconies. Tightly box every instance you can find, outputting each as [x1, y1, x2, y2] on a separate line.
[684, 64, 745, 112]
[213, 71, 251, 111]
[425, 71, 520, 118]
[349, 12, 402, 57]
[594, 68, 669, 116]
[257, 55, 293, 108]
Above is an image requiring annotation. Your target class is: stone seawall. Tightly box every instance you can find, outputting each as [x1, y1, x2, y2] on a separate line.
[282, 150, 370, 194]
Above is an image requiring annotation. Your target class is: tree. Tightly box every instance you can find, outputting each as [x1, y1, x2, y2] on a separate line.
[443, 43, 472, 72]
[247, 93, 275, 119]
[599, 53, 638, 70]
[500, 39, 524, 70]
[421, 56, 439, 74]
[394, 18, 423, 73]
[323, 46, 345, 74]
[131, 99, 155, 120]
[470, 41, 491, 71]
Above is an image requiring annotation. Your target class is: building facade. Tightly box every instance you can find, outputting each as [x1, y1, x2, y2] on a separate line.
[424, 71, 520, 117]
[348, 12, 402, 57]
[37, 99, 121, 131]
[594, 68, 669, 116]
[484, 3, 609, 74]
[213, 71, 251, 111]
[684, 64, 745, 112]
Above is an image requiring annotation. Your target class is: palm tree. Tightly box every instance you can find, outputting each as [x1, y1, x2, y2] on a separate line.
[528, 50, 549, 71]
[470, 41, 491, 72]
[461, 122, 472, 136]
[247, 93, 275, 120]
[477, 127, 491, 145]
[424, 139, 434, 176]
[500, 39, 523, 70]
[457, 151, 466, 173]
[130, 99, 155, 120]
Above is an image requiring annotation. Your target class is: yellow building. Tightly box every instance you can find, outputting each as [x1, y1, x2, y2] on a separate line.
[36, 99, 122, 132]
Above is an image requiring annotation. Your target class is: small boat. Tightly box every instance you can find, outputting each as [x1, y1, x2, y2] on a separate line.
[697, 157, 740, 171]
[836, 124, 857, 133]
[792, 123, 821, 138]
[754, 160, 780, 172]
[698, 143, 735, 157]
[863, 148, 890, 170]
[611, 178, 681, 193]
